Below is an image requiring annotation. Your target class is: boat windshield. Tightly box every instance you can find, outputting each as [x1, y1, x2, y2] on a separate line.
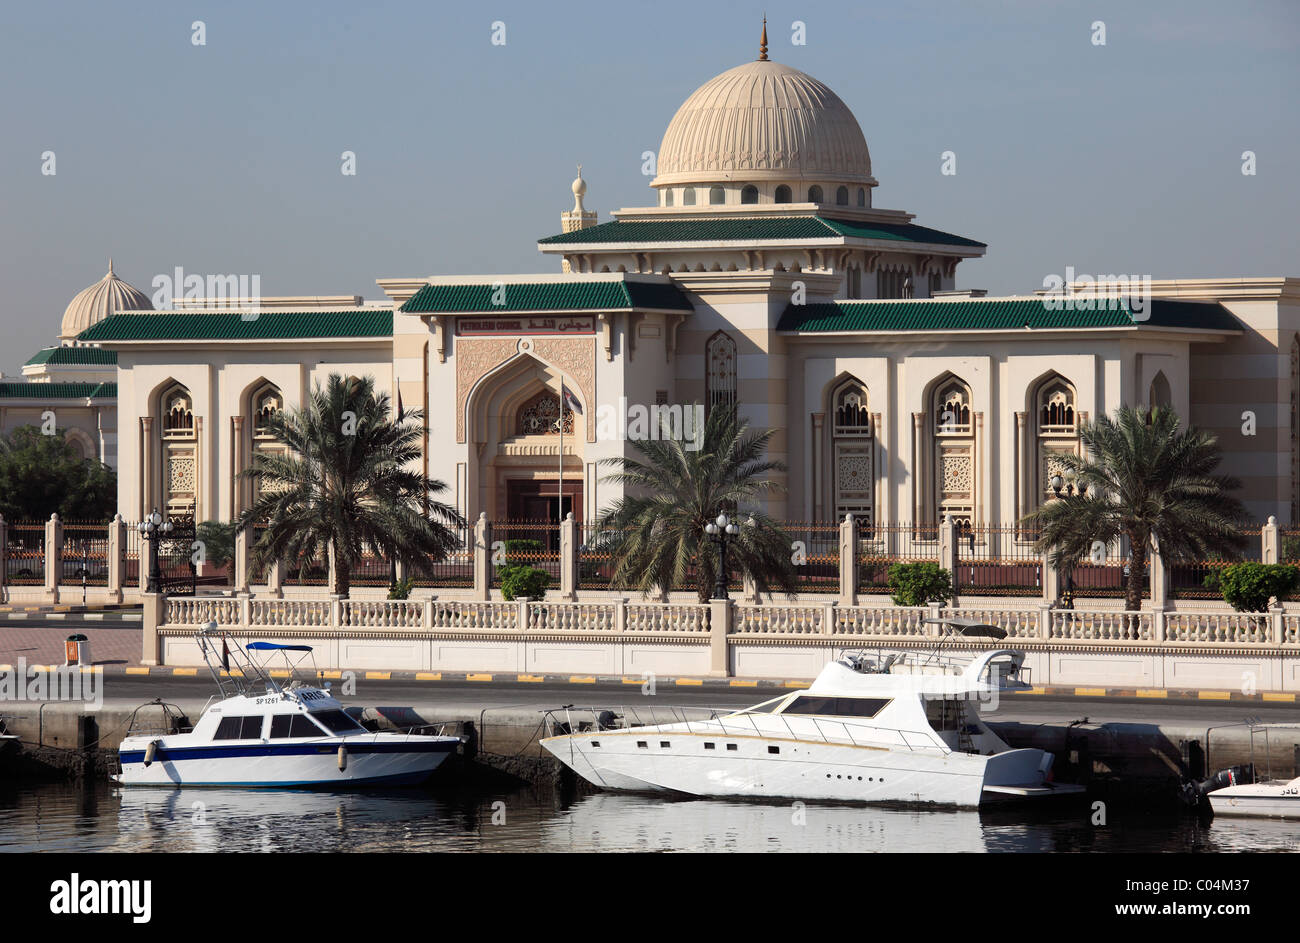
[310, 709, 367, 734]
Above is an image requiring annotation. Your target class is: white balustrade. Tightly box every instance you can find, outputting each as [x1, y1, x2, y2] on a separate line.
[340, 600, 423, 629]
[429, 601, 518, 631]
[1051, 609, 1152, 641]
[1165, 612, 1271, 644]
[834, 607, 928, 637]
[249, 598, 330, 627]
[165, 597, 239, 625]
[734, 605, 822, 634]
[525, 602, 617, 631]
[624, 603, 710, 633]
[946, 607, 1039, 639]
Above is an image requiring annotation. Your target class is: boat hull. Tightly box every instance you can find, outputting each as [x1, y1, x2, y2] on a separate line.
[1208, 787, 1300, 819]
[115, 736, 457, 787]
[541, 729, 1055, 808]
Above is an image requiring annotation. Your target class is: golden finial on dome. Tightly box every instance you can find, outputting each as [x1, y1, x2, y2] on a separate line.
[759, 15, 768, 60]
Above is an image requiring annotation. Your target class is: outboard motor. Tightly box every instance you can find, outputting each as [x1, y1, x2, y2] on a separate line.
[1181, 764, 1256, 818]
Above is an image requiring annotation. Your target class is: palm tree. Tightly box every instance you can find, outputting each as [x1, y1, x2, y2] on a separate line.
[238, 374, 465, 597]
[592, 406, 797, 603]
[1025, 405, 1248, 613]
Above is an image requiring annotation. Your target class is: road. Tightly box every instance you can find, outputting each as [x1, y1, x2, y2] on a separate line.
[89, 673, 1300, 728]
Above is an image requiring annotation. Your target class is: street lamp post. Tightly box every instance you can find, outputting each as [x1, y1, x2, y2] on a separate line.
[704, 513, 754, 600]
[137, 509, 174, 594]
[1048, 473, 1087, 608]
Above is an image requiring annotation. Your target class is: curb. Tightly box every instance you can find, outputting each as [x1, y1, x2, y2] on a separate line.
[1011, 684, 1295, 703]
[0, 608, 142, 622]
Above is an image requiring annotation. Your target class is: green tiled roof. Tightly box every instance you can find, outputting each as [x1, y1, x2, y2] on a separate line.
[77, 310, 393, 342]
[24, 346, 118, 366]
[400, 280, 694, 314]
[0, 382, 116, 399]
[538, 216, 986, 249]
[777, 298, 1241, 333]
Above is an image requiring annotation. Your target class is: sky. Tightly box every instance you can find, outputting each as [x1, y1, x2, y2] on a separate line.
[0, 0, 1297, 375]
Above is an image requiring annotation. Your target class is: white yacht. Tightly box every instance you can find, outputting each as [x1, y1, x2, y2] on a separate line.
[116, 625, 459, 787]
[541, 621, 1084, 808]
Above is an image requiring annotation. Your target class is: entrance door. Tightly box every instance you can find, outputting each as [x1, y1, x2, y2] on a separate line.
[504, 479, 583, 549]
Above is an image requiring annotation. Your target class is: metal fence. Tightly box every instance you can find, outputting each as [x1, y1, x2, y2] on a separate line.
[782, 521, 839, 595]
[411, 524, 474, 589]
[491, 520, 560, 590]
[858, 522, 940, 594]
[953, 524, 1042, 596]
[5, 521, 45, 585]
[60, 520, 110, 587]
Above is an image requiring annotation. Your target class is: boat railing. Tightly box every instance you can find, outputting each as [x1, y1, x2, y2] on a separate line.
[548, 704, 946, 754]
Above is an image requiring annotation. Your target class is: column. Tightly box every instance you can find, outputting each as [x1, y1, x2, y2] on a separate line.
[838, 514, 857, 606]
[1148, 536, 1167, 610]
[140, 417, 155, 520]
[0, 515, 7, 603]
[911, 412, 926, 524]
[559, 512, 577, 601]
[233, 527, 249, 593]
[44, 513, 62, 604]
[473, 512, 492, 601]
[708, 598, 732, 677]
[811, 412, 825, 520]
[1262, 515, 1279, 564]
[940, 514, 958, 607]
[107, 514, 126, 604]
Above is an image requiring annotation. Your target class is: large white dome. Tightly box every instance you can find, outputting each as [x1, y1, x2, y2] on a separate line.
[60, 260, 154, 341]
[651, 59, 874, 189]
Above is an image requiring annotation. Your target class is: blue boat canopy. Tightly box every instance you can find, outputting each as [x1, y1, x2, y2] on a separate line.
[246, 642, 314, 652]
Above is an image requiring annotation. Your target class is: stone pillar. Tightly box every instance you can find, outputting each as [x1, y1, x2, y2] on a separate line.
[140, 416, 155, 520]
[141, 591, 165, 665]
[741, 571, 762, 605]
[615, 597, 629, 633]
[44, 513, 62, 604]
[327, 540, 340, 596]
[811, 412, 825, 520]
[267, 558, 283, 599]
[106, 514, 126, 604]
[233, 527, 249, 593]
[822, 600, 838, 637]
[838, 514, 857, 607]
[911, 412, 926, 524]
[0, 515, 7, 604]
[940, 515, 959, 607]
[473, 512, 492, 601]
[708, 597, 732, 678]
[1042, 550, 1059, 604]
[1148, 537, 1167, 610]
[559, 512, 577, 601]
[1263, 515, 1280, 564]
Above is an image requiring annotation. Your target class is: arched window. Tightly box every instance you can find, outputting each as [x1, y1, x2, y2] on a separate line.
[705, 331, 737, 417]
[877, 266, 912, 299]
[158, 384, 196, 518]
[1149, 371, 1172, 408]
[930, 376, 975, 527]
[708, 186, 725, 205]
[1034, 376, 1079, 505]
[251, 385, 282, 438]
[831, 379, 873, 525]
[517, 390, 573, 436]
[808, 185, 824, 203]
[857, 187, 866, 207]
[836, 186, 849, 205]
[664, 189, 674, 207]
[741, 185, 759, 204]
[683, 187, 696, 206]
[775, 185, 792, 204]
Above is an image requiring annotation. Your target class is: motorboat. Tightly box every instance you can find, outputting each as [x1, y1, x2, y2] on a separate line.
[115, 623, 459, 787]
[540, 619, 1085, 808]
[1204, 723, 1300, 819]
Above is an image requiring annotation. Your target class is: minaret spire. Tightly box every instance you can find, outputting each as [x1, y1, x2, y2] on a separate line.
[759, 15, 768, 60]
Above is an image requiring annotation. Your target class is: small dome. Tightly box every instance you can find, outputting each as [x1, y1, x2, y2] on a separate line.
[60, 260, 154, 341]
[651, 59, 874, 188]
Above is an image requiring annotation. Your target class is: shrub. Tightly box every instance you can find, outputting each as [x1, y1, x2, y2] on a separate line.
[887, 562, 952, 607]
[387, 576, 414, 600]
[499, 564, 550, 601]
[1217, 562, 1300, 612]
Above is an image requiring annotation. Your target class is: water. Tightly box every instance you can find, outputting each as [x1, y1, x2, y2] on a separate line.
[2, 781, 1299, 852]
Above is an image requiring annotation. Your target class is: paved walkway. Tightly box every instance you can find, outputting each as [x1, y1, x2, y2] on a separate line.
[0, 623, 140, 668]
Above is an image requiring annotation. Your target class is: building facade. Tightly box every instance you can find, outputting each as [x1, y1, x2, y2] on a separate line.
[11, 47, 1299, 528]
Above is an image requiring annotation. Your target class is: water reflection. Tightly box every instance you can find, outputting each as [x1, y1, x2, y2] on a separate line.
[1, 781, 1299, 853]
